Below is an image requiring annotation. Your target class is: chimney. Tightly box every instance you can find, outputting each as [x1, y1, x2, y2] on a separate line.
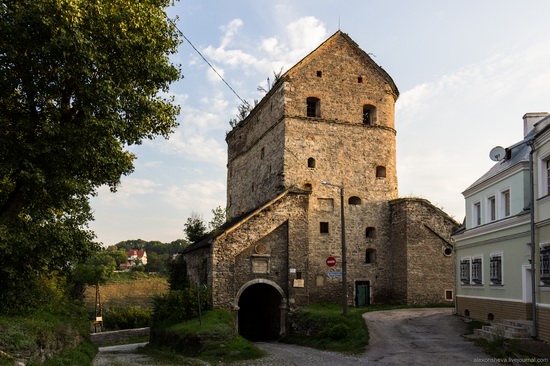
[523, 112, 549, 137]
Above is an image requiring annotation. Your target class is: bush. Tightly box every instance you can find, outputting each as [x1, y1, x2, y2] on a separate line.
[102, 306, 152, 330]
[152, 285, 211, 325]
[322, 322, 350, 340]
[149, 309, 265, 363]
[281, 304, 369, 354]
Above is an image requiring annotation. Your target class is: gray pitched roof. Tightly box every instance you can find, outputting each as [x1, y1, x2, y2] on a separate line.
[463, 131, 533, 193]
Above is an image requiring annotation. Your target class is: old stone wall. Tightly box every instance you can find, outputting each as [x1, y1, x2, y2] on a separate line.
[183, 245, 210, 288]
[390, 198, 458, 305]
[210, 190, 310, 309]
[284, 34, 397, 128]
[90, 328, 150, 346]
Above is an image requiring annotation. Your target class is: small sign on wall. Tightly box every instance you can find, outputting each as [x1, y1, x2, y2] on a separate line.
[289, 268, 296, 273]
[293, 279, 304, 288]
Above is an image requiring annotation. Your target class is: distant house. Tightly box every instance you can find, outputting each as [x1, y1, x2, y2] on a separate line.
[119, 249, 147, 270]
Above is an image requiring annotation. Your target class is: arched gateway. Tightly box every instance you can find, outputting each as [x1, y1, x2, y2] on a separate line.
[234, 279, 287, 341]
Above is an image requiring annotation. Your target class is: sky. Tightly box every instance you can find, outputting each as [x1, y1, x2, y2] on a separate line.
[89, 0, 550, 246]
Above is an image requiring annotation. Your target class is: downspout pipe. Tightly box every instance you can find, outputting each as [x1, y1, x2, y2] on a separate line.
[529, 140, 537, 338]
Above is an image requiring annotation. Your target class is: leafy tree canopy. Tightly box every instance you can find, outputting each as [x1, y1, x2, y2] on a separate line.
[0, 0, 181, 313]
[183, 212, 208, 243]
[208, 206, 227, 231]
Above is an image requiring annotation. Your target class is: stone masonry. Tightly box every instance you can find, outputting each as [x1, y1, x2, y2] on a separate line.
[183, 31, 459, 337]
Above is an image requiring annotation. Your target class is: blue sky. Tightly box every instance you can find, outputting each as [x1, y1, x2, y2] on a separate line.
[89, 0, 550, 245]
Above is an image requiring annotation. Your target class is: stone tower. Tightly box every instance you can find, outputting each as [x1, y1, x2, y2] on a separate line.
[183, 31, 457, 340]
[226, 31, 399, 220]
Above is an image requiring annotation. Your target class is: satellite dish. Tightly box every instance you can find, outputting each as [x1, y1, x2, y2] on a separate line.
[489, 146, 506, 162]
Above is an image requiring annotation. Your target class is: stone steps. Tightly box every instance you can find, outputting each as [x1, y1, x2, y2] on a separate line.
[473, 320, 532, 340]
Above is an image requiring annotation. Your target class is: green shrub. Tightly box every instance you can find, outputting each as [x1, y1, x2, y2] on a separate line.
[149, 309, 265, 362]
[152, 286, 211, 325]
[322, 322, 350, 340]
[281, 304, 369, 354]
[103, 306, 152, 330]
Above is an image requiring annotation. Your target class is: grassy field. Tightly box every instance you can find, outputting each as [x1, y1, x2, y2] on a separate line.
[84, 273, 169, 313]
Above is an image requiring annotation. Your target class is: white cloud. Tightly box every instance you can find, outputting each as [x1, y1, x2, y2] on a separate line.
[219, 19, 244, 49]
[396, 39, 550, 221]
[285, 17, 328, 54]
[163, 180, 226, 219]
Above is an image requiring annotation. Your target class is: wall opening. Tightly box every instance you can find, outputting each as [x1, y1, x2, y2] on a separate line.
[376, 166, 386, 178]
[306, 97, 321, 118]
[363, 105, 375, 125]
[308, 157, 316, 169]
[365, 227, 376, 239]
[348, 196, 362, 205]
[365, 248, 376, 264]
[238, 283, 282, 341]
[355, 281, 370, 306]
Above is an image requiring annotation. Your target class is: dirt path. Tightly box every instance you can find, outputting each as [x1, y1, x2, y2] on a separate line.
[93, 308, 488, 365]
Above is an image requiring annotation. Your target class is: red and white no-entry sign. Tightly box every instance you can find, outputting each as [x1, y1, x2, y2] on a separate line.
[326, 256, 337, 267]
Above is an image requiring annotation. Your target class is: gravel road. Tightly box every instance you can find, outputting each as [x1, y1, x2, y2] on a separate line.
[93, 308, 488, 365]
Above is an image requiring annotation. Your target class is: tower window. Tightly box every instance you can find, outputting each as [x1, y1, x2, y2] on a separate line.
[358, 76, 363, 83]
[366, 227, 376, 239]
[306, 97, 321, 118]
[348, 196, 362, 205]
[260, 147, 265, 160]
[363, 105, 375, 125]
[376, 166, 386, 178]
[308, 157, 316, 169]
[320, 222, 329, 233]
[365, 248, 376, 263]
[317, 70, 322, 77]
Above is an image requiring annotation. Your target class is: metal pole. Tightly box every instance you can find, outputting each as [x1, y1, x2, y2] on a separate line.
[529, 142, 537, 338]
[340, 186, 348, 316]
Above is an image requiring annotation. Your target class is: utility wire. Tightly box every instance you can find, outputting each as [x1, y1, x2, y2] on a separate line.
[169, 19, 251, 108]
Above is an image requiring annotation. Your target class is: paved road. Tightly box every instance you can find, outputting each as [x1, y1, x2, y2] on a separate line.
[93, 308, 489, 365]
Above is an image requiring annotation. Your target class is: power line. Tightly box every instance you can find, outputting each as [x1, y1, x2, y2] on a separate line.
[169, 19, 251, 108]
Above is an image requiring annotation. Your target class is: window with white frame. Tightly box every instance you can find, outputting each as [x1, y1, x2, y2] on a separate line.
[500, 189, 511, 218]
[489, 253, 503, 285]
[471, 256, 483, 285]
[541, 243, 550, 286]
[460, 258, 471, 284]
[473, 202, 481, 227]
[487, 195, 496, 222]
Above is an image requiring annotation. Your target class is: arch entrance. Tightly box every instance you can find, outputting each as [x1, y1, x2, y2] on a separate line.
[235, 280, 286, 341]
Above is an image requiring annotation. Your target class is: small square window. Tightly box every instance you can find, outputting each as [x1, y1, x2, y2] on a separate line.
[317, 70, 322, 77]
[358, 76, 363, 83]
[320, 222, 329, 233]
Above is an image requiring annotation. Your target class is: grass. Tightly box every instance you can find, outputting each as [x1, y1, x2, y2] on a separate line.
[151, 309, 266, 363]
[280, 303, 369, 354]
[84, 275, 169, 312]
[0, 308, 95, 366]
[281, 303, 453, 354]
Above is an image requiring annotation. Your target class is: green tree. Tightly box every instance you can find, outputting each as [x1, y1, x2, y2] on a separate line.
[0, 0, 181, 313]
[208, 206, 227, 231]
[183, 212, 208, 243]
[106, 249, 129, 268]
